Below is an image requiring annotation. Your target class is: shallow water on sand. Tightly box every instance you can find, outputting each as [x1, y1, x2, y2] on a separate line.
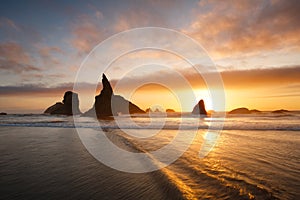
[106, 128, 299, 199]
[0, 113, 299, 199]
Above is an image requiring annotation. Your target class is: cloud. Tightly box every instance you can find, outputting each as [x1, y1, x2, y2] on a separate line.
[38, 45, 64, 66]
[0, 84, 60, 95]
[0, 42, 40, 73]
[0, 82, 96, 96]
[0, 17, 20, 31]
[220, 65, 300, 88]
[20, 73, 66, 82]
[113, 9, 167, 32]
[184, 0, 300, 57]
[70, 13, 106, 54]
[111, 0, 191, 32]
[87, 4, 104, 20]
[2, 66, 299, 95]
[107, 65, 300, 91]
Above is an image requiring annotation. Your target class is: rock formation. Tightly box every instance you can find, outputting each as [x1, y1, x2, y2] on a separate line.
[192, 99, 207, 116]
[166, 109, 175, 113]
[83, 74, 145, 118]
[228, 107, 250, 114]
[0, 112, 7, 115]
[272, 109, 289, 114]
[250, 109, 261, 113]
[229, 107, 262, 114]
[44, 91, 81, 115]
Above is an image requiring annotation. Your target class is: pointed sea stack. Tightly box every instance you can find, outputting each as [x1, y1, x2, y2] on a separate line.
[192, 99, 207, 116]
[83, 74, 145, 118]
[44, 91, 81, 115]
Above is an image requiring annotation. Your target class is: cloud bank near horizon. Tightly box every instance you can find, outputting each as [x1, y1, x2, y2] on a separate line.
[1, 65, 299, 96]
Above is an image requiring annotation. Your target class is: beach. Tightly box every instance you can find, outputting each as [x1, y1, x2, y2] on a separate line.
[1, 1, 300, 199]
[0, 127, 183, 200]
[0, 113, 299, 200]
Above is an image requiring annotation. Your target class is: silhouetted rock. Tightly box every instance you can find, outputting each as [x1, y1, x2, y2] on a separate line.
[44, 91, 81, 115]
[145, 108, 152, 113]
[229, 107, 250, 114]
[166, 109, 175, 113]
[83, 74, 145, 118]
[154, 108, 162, 113]
[272, 109, 289, 114]
[192, 99, 207, 115]
[250, 109, 261, 113]
[0, 112, 7, 115]
[229, 108, 262, 114]
[112, 95, 145, 115]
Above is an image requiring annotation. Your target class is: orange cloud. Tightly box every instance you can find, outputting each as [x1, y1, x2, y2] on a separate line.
[184, 0, 300, 58]
[70, 14, 106, 54]
[38, 46, 63, 66]
[0, 42, 40, 73]
[107, 65, 300, 91]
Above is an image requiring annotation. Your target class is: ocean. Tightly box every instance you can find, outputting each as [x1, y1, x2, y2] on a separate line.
[0, 112, 299, 199]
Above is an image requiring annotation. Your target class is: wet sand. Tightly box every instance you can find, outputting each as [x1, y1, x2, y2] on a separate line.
[0, 127, 183, 200]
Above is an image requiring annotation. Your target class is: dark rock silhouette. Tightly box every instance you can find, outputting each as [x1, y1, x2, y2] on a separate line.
[229, 107, 250, 114]
[0, 112, 7, 115]
[83, 74, 145, 118]
[112, 95, 145, 115]
[250, 109, 261, 113]
[272, 109, 289, 114]
[229, 108, 262, 114]
[166, 109, 175, 113]
[192, 99, 207, 115]
[145, 108, 152, 113]
[44, 91, 81, 115]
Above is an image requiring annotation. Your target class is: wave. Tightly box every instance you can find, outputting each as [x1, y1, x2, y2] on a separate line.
[1, 114, 300, 131]
[1, 122, 300, 131]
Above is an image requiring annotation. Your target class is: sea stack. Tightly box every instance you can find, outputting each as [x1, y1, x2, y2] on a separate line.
[44, 91, 82, 115]
[83, 74, 145, 118]
[192, 99, 207, 116]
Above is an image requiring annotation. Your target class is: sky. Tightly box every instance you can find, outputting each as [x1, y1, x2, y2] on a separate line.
[0, 0, 300, 113]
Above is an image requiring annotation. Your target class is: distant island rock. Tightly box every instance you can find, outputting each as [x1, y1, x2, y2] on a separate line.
[228, 107, 261, 114]
[83, 74, 145, 118]
[250, 109, 261, 113]
[166, 109, 175, 113]
[192, 99, 207, 116]
[272, 109, 289, 114]
[44, 91, 82, 115]
[0, 112, 7, 115]
[153, 108, 162, 113]
[229, 107, 251, 114]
